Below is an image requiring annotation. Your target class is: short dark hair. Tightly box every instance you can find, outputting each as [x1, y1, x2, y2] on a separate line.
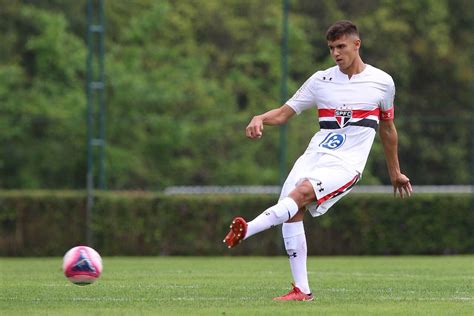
[326, 20, 359, 41]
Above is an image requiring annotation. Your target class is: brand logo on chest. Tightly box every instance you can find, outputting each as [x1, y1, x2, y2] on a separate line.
[334, 105, 352, 128]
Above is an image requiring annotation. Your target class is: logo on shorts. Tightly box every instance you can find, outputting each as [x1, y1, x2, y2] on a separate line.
[316, 181, 324, 192]
[335, 105, 352, 128]
[319, 133, 346, 150]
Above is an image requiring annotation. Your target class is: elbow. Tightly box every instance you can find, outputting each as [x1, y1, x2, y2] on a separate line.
[380, 131, 398, 148]
[276, 116, 288, 125]
[276, 106, 293, 125]
[380, 129, 394, 140]
[379, 121, 397, 139]
[272, 110, 288, 125]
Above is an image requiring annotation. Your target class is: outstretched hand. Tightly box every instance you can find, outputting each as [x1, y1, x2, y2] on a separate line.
[392, 173, 412, 198]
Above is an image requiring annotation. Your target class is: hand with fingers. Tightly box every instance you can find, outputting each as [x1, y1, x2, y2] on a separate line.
[392, 173, 412, 198]
[246, 116, 264, 139]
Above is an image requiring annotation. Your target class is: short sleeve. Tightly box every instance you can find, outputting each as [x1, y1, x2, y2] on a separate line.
[380, 77, 395, 120]
[286, 74, 318, 114]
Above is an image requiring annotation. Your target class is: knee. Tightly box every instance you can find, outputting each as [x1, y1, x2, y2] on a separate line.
[287, 209, 305, 222]
[289, 181, 316, 207]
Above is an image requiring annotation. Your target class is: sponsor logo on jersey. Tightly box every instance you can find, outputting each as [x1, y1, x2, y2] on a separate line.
[319, 133, 346, 150]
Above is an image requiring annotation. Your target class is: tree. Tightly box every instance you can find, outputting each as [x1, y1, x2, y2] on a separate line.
[0, 0, 471, 188]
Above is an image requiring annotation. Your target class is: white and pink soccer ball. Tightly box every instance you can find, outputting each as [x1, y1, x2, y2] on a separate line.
[63, 246, 103, 285]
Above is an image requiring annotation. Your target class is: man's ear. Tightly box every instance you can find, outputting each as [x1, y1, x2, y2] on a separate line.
[354, 38, 361, 50]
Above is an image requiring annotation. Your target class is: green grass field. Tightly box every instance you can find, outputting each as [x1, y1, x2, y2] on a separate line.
[1, 256, 473, 315]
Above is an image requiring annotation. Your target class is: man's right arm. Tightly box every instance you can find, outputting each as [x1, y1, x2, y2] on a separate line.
[246, 104, 296, 139]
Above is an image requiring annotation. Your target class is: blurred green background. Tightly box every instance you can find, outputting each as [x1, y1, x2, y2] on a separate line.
[0, 0, 472, 190]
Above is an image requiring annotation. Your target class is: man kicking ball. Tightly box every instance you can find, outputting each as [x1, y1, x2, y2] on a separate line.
[223, 20, 412, 301]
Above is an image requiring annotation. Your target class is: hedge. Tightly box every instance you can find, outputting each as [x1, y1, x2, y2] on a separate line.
[0, 190, 472, 256]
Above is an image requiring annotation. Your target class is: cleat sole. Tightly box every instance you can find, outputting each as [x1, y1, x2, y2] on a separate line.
[223, 216, 247, 249]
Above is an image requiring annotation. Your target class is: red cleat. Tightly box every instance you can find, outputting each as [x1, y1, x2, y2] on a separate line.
[223, 217, 247, 248]
[273, 283, 314, 301]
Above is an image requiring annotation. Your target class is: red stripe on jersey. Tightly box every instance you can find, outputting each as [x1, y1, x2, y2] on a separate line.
[318, 108, 380, 118]
[318, 109, 335, 117]
[380, 107, 394, 120]
[353, 108, 380, 118]
[316, 174, 360, 205]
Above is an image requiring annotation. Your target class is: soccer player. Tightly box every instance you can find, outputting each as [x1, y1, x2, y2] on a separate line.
[223, 20, 412, 301]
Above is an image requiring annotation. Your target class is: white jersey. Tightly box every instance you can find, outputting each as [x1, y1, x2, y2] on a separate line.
[286, 64, 395, 173]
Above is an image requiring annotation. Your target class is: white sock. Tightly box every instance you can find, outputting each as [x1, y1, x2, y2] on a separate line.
[244, 197, 299, 240]
[283, 221, 311, 294]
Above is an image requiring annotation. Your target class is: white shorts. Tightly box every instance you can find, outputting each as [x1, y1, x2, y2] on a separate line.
[279, 152, 360, 217]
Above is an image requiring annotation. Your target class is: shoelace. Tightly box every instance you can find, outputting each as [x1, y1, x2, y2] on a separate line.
[284, 285, 300, 297]
[291, 284, 300, 293]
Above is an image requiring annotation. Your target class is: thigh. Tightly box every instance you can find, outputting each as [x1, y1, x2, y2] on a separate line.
[305, 162, 360, 217]
[288, 179, 317, 209]
[282, 153, 360, 217]
[279, 152, 323, 201]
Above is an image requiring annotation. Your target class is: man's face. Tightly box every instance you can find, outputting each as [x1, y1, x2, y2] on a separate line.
[327, 34, 361, 71]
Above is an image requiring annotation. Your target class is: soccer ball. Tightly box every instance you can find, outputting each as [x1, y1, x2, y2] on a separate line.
[63, 246, 103, 285]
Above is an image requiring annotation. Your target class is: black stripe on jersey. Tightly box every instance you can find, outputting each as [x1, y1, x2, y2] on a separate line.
[351, 119, 379, 129]
[319, 119, 378, 130]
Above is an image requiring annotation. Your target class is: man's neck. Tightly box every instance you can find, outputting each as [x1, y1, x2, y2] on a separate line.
[340, 57, 366, 79]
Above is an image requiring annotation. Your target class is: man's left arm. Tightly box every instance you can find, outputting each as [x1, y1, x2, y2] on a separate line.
[379, 120, 413, 198]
